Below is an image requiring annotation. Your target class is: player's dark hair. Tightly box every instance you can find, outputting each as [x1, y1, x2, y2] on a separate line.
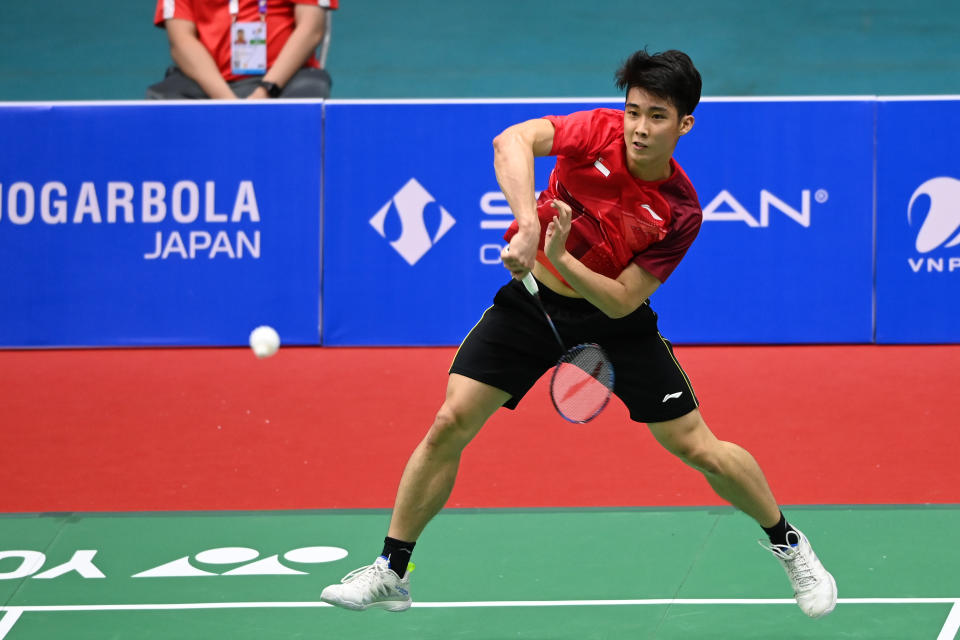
[615, 49, 702, 117]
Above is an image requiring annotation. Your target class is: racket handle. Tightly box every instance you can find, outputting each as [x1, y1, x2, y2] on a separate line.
[521, 272, 539, 295]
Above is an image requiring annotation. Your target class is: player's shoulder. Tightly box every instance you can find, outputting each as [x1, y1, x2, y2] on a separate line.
[546, 108, 623, 157]
[662, 160, 702, 217]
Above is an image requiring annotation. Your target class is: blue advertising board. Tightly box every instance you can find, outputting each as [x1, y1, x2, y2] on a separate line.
[876, 99, 960, 343]
[0, 102, 323, 347]
[322, 100, 611, 346]
[322, 99, 876, 346]
[661, 99, 876, 343]
[5, 98, 950, 347]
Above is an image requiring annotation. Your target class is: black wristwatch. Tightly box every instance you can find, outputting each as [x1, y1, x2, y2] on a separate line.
[257, 80, 282, 98]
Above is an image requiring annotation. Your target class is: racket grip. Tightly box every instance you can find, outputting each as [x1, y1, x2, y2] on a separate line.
[521, 272, 539, 295]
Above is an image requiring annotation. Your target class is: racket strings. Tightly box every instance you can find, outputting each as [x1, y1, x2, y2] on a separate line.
[551, 344, 614, 423]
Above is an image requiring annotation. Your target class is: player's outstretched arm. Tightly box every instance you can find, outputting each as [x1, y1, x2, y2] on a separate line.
[494, 119, 554, 278]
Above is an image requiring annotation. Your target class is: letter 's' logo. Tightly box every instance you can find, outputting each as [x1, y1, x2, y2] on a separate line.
[908, 177, 960, 253]
[369, 178, 456, 265]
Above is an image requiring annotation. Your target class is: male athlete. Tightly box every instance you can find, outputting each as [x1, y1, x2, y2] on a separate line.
[321, 49, 837, 619]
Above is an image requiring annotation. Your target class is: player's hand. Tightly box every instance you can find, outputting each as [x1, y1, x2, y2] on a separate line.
[544, 199, 572, 262]
[501, 229, 538, 279]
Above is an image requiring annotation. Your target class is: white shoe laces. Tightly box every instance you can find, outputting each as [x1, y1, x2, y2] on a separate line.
[341, 560, 392, 586]
[760, 531, 819, 591]
[336, 558, 403, 602]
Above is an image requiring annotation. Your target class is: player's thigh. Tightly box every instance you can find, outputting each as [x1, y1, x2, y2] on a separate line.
[444, 373, 512, 424]
[607, 330, 699, 424]
[449, 279, 557, 410]
[648, 408, 710, 450]
[427, 374, 511, 448]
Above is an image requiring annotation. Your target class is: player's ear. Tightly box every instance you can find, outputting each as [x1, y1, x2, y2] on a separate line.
[678, 114, 694, 136]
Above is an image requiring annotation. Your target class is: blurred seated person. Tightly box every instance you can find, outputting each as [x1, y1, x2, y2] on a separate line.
[147, 0, 338, 100]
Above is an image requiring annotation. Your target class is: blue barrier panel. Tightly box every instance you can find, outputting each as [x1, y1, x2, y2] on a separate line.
[662, 99, 876, 343]
[876, 99, 960, 343]
[323, 99, 875, 346]
[322, 100, 608, 346]
[0, 103, 322, 347]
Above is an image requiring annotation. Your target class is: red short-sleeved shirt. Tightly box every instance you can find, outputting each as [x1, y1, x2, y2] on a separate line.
[154, 0, 338, 83]
[504, 108, 702, 284]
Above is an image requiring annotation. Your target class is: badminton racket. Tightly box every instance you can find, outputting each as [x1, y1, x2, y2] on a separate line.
[521, 273, 614, 423]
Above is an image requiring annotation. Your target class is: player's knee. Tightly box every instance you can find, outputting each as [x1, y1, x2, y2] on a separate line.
[424, 405, 479, 453]
[665, 438, 723, 475]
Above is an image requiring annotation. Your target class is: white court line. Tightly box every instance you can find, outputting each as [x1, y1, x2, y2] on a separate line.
[1, 597, 957, 612]
[938, 601, 960, 640]
[1, 598, 957, 639]
[0, 609, 22, 639]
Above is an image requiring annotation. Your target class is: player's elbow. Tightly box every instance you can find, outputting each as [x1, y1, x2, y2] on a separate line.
[491, 130, 513, 157]
[492, 125, 528, 159]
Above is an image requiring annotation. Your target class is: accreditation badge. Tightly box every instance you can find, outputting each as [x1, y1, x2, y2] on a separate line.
[230, 21, 267, 75]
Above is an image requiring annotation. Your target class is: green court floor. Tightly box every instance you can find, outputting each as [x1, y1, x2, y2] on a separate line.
[2, 506, 958, 639]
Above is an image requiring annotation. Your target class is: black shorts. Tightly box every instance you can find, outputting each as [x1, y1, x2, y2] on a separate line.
[449, 278, 699, 423]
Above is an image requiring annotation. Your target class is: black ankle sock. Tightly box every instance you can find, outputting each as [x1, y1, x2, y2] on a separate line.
[381, 536, 416, 577]
[762, 512, 798, 547]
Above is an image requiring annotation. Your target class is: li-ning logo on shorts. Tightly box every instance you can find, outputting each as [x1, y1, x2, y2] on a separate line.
[369, 178, 456, 265]
[908, 177, 960, 253]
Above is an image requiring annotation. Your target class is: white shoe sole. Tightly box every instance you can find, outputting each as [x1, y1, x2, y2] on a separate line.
[320, 596, 411, 612]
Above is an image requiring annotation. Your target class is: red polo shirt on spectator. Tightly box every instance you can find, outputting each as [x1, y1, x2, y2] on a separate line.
[154, 0, 339, 83]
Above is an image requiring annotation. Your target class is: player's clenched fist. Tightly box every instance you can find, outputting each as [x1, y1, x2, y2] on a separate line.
[501, 229, 538, 279]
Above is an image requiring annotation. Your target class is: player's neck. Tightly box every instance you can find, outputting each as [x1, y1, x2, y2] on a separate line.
[627, 157, 673, 182]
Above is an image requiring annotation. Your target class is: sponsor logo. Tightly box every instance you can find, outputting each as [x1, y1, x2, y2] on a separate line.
[0, 546, 348, 581]
[481, 188, 828, 235]
[478, 187, 827, 264]
[370, 178, 456, 265]
[702, 189, 829, 227]
[906, 177, 960, 273]
[662, 391, 684, 403]
[0, 180, 262, 261]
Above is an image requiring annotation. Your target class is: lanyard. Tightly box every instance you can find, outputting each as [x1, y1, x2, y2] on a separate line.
[229, 0, 267, 20]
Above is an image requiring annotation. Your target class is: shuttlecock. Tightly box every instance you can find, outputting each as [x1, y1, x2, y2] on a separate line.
[249, 325, 280, 358]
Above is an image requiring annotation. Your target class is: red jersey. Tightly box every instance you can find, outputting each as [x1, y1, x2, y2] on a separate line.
[504, 108, 702, 284]
[154, 0, 338, 83]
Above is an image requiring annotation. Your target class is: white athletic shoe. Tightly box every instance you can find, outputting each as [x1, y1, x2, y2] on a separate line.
[320, 556, 412, 612]
[760, 529, 837, 618]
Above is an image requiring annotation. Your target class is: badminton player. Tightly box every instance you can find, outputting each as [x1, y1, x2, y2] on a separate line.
[321, 48, 837, 618]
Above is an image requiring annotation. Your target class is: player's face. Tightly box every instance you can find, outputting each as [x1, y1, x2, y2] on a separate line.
[623, 87, 694, 180]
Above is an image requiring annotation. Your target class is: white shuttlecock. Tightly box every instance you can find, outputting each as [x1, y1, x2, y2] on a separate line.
[249, 325, 280, 358]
